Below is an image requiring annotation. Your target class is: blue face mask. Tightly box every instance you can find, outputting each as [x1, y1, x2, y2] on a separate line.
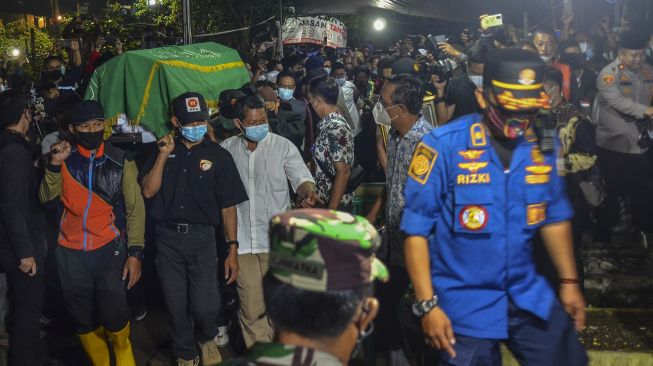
[244, 123, 269, 142]
[279, 87, 294, 101]
[335, 77, 346, 86]
[324, 67, 332, 75]
[180, 124, 207, 142]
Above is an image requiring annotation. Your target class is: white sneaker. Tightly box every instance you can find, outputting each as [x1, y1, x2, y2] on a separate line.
[214, 326, 229, 347]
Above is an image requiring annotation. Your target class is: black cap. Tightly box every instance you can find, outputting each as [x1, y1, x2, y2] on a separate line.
[392, 57, 418, 76]
[218, 89, 246, 119]
[620, 30, 648, 50]
[306, 67, 329, 84]
[171, 92, 209, 126]
[483, 49, 548, 110]
[70, 100, 105, 125]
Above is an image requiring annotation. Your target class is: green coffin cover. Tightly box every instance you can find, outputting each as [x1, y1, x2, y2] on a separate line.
[85, 42, 249, 138]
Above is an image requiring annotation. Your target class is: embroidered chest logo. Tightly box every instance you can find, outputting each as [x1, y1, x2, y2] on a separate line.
[459, 205, 488, 231]
[525, 165, 551, 184]
[200, 159, 213, 171]
[525, 165, 552, 175]
[458, 150, 485, 160]
[458, 161, 488, 173]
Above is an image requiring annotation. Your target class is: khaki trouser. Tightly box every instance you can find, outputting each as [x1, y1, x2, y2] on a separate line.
[236, 253, 274, 348]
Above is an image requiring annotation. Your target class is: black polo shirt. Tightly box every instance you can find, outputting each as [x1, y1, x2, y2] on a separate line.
[140, 137, 248, 226]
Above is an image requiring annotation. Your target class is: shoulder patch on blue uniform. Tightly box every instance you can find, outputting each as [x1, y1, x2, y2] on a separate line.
[408, 142, 438, 185]
[470, 123, 487, 147]
[524, 127, 537, 142]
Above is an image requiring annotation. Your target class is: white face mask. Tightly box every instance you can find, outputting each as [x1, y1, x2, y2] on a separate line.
[469, 75, 483, 88]
[578, 42, 588, 53]
[372, 101, 394, 127]
[540, 55, 553, 63]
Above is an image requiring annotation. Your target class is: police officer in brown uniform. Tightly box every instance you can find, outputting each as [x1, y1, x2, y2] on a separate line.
[595, 30, 653, 246]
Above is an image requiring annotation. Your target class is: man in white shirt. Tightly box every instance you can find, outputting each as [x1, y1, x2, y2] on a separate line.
[220, 95, 321, 348]
[332, 62, 360, 133]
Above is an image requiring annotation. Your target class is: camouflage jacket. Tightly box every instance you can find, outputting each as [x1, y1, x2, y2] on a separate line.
[220, 343, 343, 366]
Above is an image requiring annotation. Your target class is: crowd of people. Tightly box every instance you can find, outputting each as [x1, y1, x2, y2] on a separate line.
[0, 8, 653, 366]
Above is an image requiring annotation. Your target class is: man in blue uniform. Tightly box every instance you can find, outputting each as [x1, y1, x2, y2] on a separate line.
[401, 49, 588, 365]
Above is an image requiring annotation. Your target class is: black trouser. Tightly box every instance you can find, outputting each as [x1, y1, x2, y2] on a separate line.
[596, 147, 653, 233]
[55, 242, 131, 333]
[0, 258, 44, 366]
[374, 265, 410, 352]
[155, 224, 220, 360]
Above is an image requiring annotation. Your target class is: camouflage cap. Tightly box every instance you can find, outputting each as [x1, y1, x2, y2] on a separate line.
[268, 209, 389, 292]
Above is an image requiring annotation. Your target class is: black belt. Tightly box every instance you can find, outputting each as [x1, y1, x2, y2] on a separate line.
[160, 222, 209, 234]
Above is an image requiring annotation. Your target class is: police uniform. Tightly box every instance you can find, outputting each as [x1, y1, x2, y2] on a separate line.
[594, 31, 653, 238]
[400, 50, 587, 365]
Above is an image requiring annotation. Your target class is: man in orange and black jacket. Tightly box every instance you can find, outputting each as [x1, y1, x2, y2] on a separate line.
[39, 100, 144, 366]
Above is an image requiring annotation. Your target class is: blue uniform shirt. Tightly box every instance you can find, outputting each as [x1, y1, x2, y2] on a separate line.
[400, 114, 573, 340]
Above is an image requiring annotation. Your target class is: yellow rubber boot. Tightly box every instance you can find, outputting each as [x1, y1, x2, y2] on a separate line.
[106, 323, 136, 366]
[78, 328, 110, 366]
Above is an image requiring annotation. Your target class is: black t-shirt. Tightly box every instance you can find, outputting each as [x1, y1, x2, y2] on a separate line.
[570, 68, 597, 109]
[445, 74, 481, 121]
[140, 137, 248, 226]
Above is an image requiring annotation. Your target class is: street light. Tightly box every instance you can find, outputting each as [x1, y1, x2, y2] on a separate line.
[7, 48, 20, 59]
[373, 17, 386, 31]
[148, 0, 158, 6]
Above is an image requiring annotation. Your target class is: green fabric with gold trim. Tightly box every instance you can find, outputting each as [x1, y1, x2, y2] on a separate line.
[84, 42, 249, 138]
[268, 209, 389, 292]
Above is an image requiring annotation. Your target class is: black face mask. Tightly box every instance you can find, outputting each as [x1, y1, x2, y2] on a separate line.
[46, 70, 63, 81]
[43, 97, 59, 116]
[76, 130, 104, 150]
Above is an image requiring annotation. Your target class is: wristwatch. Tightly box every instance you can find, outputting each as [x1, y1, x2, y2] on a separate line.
[412, 295, 439, 318]
[227, 240, 239, 249]
[127, 246, 144, 261]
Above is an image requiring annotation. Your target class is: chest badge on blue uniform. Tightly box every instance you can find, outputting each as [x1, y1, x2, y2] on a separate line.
[459, 205, 488, 231]
[408, 142, 438, 185]
[200, 159, 213, 171]
[458, 161, 488, 173]
[525, 165, 552, 184]
[459, 150, 485, 160]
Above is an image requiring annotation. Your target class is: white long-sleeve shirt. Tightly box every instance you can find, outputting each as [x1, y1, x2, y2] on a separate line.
[221, 133, 314, 254]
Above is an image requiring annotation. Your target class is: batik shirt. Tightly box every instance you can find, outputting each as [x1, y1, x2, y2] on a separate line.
[313, 112, 354, 209]
[380, 117, 433, 266]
